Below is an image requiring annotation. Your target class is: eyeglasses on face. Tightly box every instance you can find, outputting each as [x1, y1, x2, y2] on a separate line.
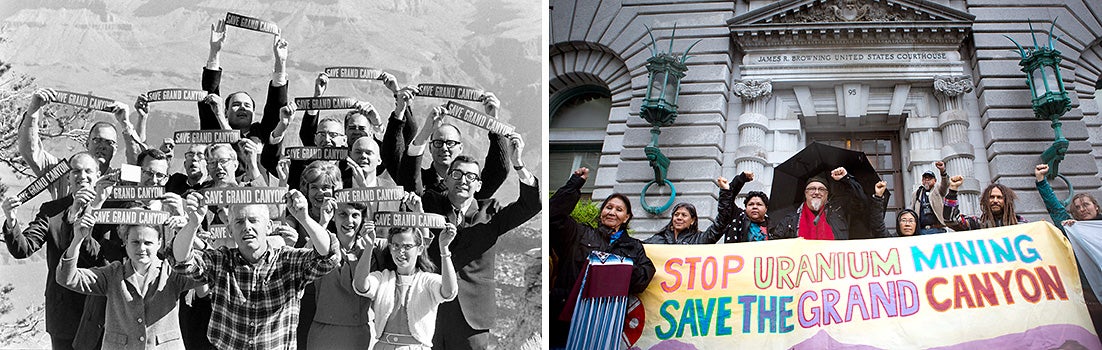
[89, 137, 117, 147]
[390, 243, 420, 251]
[805, 187, 828, 194]
[210, 158, 235, 168]
[431, 140, 461, 149]
[448, 170, 481, 183]
[315, 131, 345, 139]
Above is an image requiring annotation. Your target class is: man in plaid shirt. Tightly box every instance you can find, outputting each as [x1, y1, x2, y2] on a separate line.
[172, 188, 339, 349]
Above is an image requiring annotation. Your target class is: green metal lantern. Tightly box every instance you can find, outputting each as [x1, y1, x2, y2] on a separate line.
[639, 24, 699, 214]
[1006, 18, 1075, 205]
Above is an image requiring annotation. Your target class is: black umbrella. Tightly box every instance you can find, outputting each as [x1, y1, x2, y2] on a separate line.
[771, 142, 886, 238]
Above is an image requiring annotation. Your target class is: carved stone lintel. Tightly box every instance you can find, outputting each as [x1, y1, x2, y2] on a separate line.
[933, 75, 974, 98]
[733, 79, 773, 102]
[783, 0, 919, 23]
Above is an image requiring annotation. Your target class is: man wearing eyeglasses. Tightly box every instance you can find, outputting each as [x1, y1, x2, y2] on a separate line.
[394, 92, 509, 199]
[2, 152, 125, 350]
[166, 144, 210, 195]
[419, 133, 541, 350]
[771, 167, 868, 240]
[19, 88, 123, 200]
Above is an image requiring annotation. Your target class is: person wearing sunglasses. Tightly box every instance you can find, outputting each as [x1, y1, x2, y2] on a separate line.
[418, 133, 541, 350]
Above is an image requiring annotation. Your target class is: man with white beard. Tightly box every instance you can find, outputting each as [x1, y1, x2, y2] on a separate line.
[912, 161, 950, 235]
[771, 167, 870, 240]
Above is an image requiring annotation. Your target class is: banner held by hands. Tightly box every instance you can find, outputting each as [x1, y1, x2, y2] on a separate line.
[52, 90, 115, 112]
[16, 160, 71, 203]
[294, 96, 358, 110]
[202, 187, 287, 206]
[108, 186, 166, 201]
[224, 12, 280, 35]
[325, 67, 385, 80]
[174, 130, 241, 144]
[284, 147, 349, 161]
[146, 88, 206, 102]
[445, 101, 515, 134]
[374, 212, 447, 229]
[335, 187, 406, 204]
[91, 209, 171, 226]
[416, 83, 484, 101]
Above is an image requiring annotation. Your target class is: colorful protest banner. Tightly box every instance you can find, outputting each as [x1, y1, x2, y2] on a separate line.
[173, 130, 241, 144]
[15, 160, 70, 203]
[53, 90, 115, 112]
[201, 187, 287, 206]
[374, 212, 446, 229]
[416, 83, 484, 101]
[1063, 221, 1102, 302]
[108, 186, 166, 201]
[146, 88, 206, 102]
[225, 12, 280, 35]
[324, 66, 385, 80]
[294, 96, 358, 110]
[284, 147, 348, 161]
[444, 101, 515, 134]
[334, 187, 406, 204]
[91, 209, 170, 226]
[633, 222, 1101, 350]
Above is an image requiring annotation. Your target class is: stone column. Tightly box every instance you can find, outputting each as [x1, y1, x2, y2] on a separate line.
[934, 75, 980, 216]
[732, 79, 772, 185]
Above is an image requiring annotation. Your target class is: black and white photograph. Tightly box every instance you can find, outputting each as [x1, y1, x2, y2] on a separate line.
[0, 1, 541, 349]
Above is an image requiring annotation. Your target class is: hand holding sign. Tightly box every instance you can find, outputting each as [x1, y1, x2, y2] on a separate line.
[75, 211, 96, 242]
[346, 159, 368, 189]
[402, 192, 424, 213]
[134, 94, 150, 118]
[380, 72, 399, 92]
[108, 101, 130, 124]
[395, 86, 418, 113]
[352, 101, 381, 127]
[285, 189, 309, 221]
[481, 91, 499, 117]
[210, 19, 226, 53]
[506, 132, 525, 168]
[273, 35, 288, 66]
[29, 88, 56, 113]
[314, 73, 328, 96]
[320, 198, 337, 227]
[1, 197, 21, 220]
[184, 192, 208, 225]
[439, 223, 457, 249]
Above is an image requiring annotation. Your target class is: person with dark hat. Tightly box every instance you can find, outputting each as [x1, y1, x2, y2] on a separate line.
[771, 167, 872, 240]
[912, 161, 950, 235]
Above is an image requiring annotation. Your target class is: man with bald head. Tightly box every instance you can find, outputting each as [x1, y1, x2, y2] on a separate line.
[19, 88, 123, 200]
[2, 152, 124, 350]
[166, 144, 209, 195]
[396, 93, 509, 198]
[173, 189, 339, 349]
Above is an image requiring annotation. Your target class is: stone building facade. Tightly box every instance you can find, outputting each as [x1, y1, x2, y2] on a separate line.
[549, 0, 1102, 234]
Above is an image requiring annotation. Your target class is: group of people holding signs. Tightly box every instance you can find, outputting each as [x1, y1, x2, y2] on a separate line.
[2, 12, 540, 350]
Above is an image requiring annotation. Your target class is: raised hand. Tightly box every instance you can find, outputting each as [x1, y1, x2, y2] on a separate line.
[402, 192, 423, 213]
[319, 198, 337, 226]
[29, 88, 56, 112]
[276, 158, 291, 183]
[184, 192, 208, 225]
[380, 72, 399, 93]
[314, 73, 329, 97]
[74, 211, 97, 242]
[874, 181, 887, 197]
[210, 20, 226, 53]
[109, 101, 131, 124]
[239, 138, 260, 163]
[279, 101, 296, 128]
[161, 192, 185, 216]
[1035, 164, 1049, 182]
[73, 184, 96, 208]
[1062, 219, 1077, 227]
[272, 35, 288, 65]
[285, 189, 309, 220]
[346, 158, 369, 188]
[481, 92, 500, 117]
[935, 161, 946, 173]
[949, 175, 964, 191]
[574, 167, 590, 180]
[159, 137, 175, 155]
[505, 132, 524, 167]
[395, 86, 418, 113]
[439, 223, 457, 249]
[742, 171, 755, 182]
[830, 167, 848, 181]
[134, 94, 150, 119]
[715, 177, 730, 190]
[1, 196, 21, 220]
[353, 101, 381, 127]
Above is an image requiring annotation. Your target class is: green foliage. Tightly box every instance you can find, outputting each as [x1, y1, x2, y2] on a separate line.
[572, 199, 600, 228]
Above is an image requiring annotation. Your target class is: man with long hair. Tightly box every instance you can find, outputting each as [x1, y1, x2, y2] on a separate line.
[944, 176, 1027, 230]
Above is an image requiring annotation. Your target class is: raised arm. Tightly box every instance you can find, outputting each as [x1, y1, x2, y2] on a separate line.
[382, 86, 418, 182]
[285, 189, 333, 256]
[2, 196, 46, 258]
[437, 223, 458, 300]
[699, 175, 740, 244]
[257, 35, 289, 146]
[549, 168, 586, 255]
[110, 101, 142, 165]
[1035, 164, 1071, 227]
[173, 192, 207, 263]
[19, 89, 62, 175]
[474, 93, 508, 200]
[935, 161, 949, 195]
[198, 21, 225, 130]
[869, 181, 893, 238]
[57, 212, 109, 295]
[351, 223, 379, 297]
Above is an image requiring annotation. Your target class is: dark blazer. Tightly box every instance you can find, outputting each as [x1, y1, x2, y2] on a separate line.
[770, 175, 867, 240]
[3, 196, 126, 348]
[421, 178, 542, 330]
[644, 182, 736, 245]
[200, 67, 288, 179]
[385, 114, 509, 199]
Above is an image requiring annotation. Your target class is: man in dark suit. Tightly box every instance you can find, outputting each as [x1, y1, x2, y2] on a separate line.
[420, 134, 540, 350]
[2, 152, 124, 350]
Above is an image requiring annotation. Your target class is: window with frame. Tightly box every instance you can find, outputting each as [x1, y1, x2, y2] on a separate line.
[550, 85, 612, 199]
